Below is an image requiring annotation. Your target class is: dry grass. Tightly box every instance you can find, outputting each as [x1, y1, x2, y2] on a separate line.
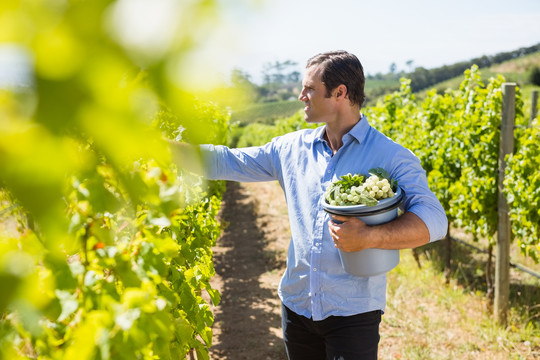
[490, 53, 540, 74]
[380, 243, 540, 360]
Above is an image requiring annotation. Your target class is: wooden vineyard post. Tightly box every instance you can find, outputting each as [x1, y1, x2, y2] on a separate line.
[495, 83, 516, 324]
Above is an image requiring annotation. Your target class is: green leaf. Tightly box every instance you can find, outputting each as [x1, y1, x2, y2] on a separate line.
[115, 308, 141, 331]
[206, 287, 221, 306]
[368, 167, 390, 180]
[174, 315, 193, 344]
[358, 192, 378, 207]
[55, 289, 79, 322]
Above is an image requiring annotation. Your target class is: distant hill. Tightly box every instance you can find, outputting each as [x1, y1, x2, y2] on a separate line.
[407, 43, 540, 92]
[364, 43, 540, 104]
[230, 100, 303, 125]
[416, 51, 540, 96]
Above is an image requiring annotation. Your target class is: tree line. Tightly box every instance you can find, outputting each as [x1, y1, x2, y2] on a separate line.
[210, 43, 540, 111]
[406, 43, 540, 92]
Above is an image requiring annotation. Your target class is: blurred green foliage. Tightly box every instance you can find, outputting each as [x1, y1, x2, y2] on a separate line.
[235, 110, 319, 147]
[0, 0, 233, 358]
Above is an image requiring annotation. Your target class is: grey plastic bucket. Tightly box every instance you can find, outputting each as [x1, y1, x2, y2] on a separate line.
[323, 187, 404, 277]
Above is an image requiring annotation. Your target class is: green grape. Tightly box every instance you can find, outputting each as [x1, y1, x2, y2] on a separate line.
[324, 168, 397, 206]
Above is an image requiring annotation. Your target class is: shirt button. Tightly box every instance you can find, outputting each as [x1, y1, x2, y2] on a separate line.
[313, 268, 317, 272]
[327, 170, 331, 174]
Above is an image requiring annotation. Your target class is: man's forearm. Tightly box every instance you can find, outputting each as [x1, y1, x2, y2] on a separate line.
[367, 212, 430, 250]
[328, 212, 430, 252]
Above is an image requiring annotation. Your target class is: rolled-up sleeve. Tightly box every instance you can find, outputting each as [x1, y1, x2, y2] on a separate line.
[408, 196, 448, 243]
[392, 149, 448, 243]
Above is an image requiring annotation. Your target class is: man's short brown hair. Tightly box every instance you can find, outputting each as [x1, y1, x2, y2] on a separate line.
[306, 51, 366, 108]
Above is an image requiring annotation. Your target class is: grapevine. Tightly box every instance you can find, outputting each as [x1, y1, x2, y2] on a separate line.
[0, 1, 232, 359]
[504, 123, 540, 262]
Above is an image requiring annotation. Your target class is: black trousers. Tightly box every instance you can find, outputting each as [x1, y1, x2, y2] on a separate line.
[282, 304, 381, 360]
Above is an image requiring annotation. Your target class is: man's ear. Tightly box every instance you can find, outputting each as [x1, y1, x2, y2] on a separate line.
[335, 84, 347, 99]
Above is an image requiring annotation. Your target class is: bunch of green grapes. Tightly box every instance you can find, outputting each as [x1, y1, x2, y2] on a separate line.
[324, 168, 397, 207]
[363, 175, 395, 199]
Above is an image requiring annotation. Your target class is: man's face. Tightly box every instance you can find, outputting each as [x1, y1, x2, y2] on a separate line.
[298, 65, 336, 124]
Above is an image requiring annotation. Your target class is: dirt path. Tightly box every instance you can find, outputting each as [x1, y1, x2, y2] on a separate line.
[209, 181, 290, 360]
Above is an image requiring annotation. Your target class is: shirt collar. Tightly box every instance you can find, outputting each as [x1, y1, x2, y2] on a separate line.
[315, 114, 370, 145]
[347, 114, 370, 144]
[314, 125, 327, 143]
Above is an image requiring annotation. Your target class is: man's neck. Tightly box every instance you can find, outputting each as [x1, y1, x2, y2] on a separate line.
[324, 113, 362, 155]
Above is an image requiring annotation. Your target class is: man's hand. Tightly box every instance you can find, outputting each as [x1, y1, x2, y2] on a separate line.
[328, 215, 373, 252]
[328, 212, 430, 252]
[168, 139, 204, 175]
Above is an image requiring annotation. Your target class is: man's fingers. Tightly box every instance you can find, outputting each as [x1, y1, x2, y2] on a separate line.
[331, 214, 349, 222]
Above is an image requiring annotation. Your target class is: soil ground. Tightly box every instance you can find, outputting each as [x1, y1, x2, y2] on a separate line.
[209, 181, 289, 360]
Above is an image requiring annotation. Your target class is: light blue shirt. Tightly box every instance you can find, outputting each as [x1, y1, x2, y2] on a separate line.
[201, 115, 447, 321]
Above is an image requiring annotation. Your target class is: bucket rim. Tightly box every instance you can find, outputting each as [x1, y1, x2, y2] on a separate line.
[323, 187, 405, 217]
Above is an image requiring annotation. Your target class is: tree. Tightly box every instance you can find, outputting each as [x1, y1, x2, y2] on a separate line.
[406, 60, 414, 73]
[262, 60, 300, 85]
[258, 60, 301, 102]
[287, 71, 300, 83]
[529, 66, 540, 86]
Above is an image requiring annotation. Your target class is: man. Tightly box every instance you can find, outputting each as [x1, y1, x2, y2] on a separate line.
[171, 51, 447, 359]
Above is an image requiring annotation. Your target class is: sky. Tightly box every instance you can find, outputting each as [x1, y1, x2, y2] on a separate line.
[1, 0, 539, 89]
[185, 0, 540, 85]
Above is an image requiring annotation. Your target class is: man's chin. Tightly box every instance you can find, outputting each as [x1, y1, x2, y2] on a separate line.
[304, 117, 323, 124]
